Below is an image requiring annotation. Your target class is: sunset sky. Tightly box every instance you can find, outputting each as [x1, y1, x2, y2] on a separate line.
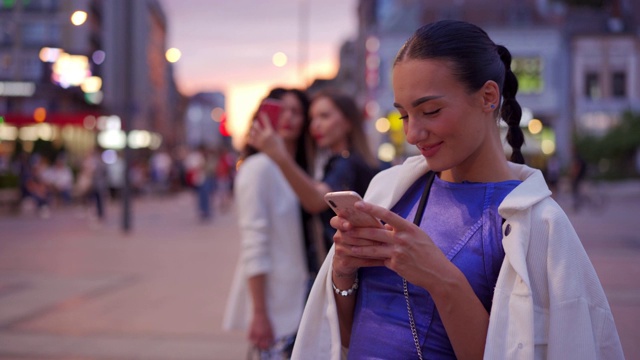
[159, 0, 358, 146]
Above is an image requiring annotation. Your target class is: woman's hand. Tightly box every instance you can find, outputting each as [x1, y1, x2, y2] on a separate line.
[330, 213, 388, 278]
[249, 311, 274, 351]
[331, 200, 453, 291]
[246, 114, 288, 164]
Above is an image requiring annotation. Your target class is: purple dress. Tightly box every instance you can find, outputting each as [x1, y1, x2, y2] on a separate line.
[348, 173, 521, 359]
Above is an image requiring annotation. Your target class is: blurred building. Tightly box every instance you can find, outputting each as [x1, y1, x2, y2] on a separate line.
[184, 91, 229, 149]
[326, 0, 640, 166]
[0, 0, 185, 164]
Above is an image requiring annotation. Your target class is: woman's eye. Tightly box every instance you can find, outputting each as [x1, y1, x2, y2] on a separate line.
[423, 108, 441, 116]
[399, 114, 408, 120]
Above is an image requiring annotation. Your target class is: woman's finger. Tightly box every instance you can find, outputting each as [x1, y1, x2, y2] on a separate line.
[354, 200, 414, 231]
[256, 113, 273, 131]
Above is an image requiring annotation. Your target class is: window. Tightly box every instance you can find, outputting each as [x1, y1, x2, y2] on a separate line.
[24, 0, 58, 12]
[0, 20, 14, 45]
[511, 57, 544, 94]
[612, 72, 626, 98]
[21, 22, 60, 46]
[21, 55, 42, 81]
[0, 52, 13, 79]
[585, 72, 601, 99]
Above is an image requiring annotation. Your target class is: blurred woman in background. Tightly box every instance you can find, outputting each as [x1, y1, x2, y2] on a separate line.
[248, 89, 381, 271]
[223, 87, 314, 359]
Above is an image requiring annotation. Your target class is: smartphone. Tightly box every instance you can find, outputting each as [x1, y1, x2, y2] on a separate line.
[257, 99, 282, 129]
[324, 191, 383, 228]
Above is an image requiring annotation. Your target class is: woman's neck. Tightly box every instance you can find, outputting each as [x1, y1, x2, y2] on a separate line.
[329, 139, 349, 155]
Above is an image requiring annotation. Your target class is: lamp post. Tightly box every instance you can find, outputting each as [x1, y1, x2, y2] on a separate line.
[298, 0, 309, 85]
[122, 0, 133, 232]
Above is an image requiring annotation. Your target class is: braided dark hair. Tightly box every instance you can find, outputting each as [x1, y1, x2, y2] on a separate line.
[497, 45, 525, 164]
[394, 20, 525, 164]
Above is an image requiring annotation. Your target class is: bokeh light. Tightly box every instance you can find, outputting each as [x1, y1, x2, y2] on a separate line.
[272, 52, 287, 67]
[377, 143, 396, 163]
[211, 107, 224, 122]
[102, 149, 118, 165]
[81, 76, 102, 93]
[39, 47, 62, 63]
[366, 36, 380, 52]
[528, 118, 543, 134]
[166, 48, 182, 63]
[541, 139, 556, 155]
[375, 117, 390, 133]
[92, 50, 106, 65]
[71, 11, 87, 26]
[33, 107, 46, 123]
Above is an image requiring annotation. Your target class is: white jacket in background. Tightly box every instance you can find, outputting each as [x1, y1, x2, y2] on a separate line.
[291, 155, 624, 360]
[223, 153, 309, 339]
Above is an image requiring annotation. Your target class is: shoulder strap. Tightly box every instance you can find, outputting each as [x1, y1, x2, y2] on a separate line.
[412, 171, 436, 227]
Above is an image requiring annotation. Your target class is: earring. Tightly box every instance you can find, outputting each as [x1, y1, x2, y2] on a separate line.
[490, 104, 496, 109]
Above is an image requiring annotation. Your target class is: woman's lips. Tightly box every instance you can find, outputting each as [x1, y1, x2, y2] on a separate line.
[419, 142, 443, 157]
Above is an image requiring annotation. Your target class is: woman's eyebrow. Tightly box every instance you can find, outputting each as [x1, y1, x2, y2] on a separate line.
[393, 95, 443, 109]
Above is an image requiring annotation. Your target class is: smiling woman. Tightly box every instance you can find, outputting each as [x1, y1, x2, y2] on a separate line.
[290, 19, 624, 360]
[159, 0, 357, 147]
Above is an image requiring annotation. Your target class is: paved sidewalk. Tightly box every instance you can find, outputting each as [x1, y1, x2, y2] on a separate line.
[0, 191, 248, 360]
[0, 187, 638, 359]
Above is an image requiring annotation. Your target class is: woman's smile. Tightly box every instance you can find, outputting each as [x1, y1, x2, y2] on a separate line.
[418, 141, 443, 158]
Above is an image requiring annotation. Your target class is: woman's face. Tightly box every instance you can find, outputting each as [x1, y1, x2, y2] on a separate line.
[309, 96, 351, 153]
[277, 92, 306, 143]
[392, 59, 492, 176]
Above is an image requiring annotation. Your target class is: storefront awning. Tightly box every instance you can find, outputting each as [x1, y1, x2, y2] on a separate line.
[1, 112, 101, 128]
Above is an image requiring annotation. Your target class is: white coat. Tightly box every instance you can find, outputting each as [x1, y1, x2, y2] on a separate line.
[291, 155, 624, 359]
[223, 153, 309, 339]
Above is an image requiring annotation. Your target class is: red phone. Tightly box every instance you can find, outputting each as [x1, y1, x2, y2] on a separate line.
[257, 99, 282, 129]
[324, 191, 383, 228]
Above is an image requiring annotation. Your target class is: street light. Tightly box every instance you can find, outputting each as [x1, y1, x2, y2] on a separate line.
[272, 52, 287, 67]
[71, 11, 87, 26]
[165, 48, 181, 63]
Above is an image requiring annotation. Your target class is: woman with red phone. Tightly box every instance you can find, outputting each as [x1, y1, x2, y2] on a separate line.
[223, 88, 315, 358]
[248, 90, 382, 267]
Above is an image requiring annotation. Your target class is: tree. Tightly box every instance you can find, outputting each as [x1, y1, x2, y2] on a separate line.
[575, 111, 640, 179]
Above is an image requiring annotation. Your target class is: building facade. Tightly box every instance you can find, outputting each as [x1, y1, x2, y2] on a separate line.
[334, 0, 640, 166]
[0, 0, 184, 163]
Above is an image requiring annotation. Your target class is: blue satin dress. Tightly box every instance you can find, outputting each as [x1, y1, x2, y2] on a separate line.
[348, 173, 521, 359]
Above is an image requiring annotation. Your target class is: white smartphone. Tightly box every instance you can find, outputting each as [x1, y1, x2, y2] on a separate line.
[324, 191, 383, 228]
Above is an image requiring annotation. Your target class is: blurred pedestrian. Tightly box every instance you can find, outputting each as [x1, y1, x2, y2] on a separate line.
[223, 88, 314, 358]
[248, 89, 381, 269]
[214, 146, 235, 213]
[106, 151, 125, 201]
[150, 148, 172, 194]
[44, 155, 74, 206]
[21, 154, 51, 217]
[570, 147, 588, 211]
[185, 146, 215, 221]
[76, 148, 107, 221]
[292, 20, 623, 359]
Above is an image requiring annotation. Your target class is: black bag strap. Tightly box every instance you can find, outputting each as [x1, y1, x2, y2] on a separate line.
[412, 171, 436, 227]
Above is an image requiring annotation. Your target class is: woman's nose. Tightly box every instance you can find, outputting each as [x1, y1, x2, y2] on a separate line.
[404, 118, 426, 144]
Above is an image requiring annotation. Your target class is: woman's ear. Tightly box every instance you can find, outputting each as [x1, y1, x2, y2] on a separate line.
[480, 80, 501, 113]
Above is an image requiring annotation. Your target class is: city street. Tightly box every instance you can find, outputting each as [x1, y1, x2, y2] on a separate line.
[0, 183, 639, 359]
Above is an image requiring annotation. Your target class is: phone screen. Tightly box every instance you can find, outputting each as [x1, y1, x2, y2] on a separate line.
[257, 99, 282, 128]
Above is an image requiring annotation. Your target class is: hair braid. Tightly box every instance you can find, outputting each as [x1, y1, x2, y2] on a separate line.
[497, 45, 525, 164]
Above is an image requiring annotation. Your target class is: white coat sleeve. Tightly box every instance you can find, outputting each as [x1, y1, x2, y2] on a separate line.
[234, 158, 273, 277]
